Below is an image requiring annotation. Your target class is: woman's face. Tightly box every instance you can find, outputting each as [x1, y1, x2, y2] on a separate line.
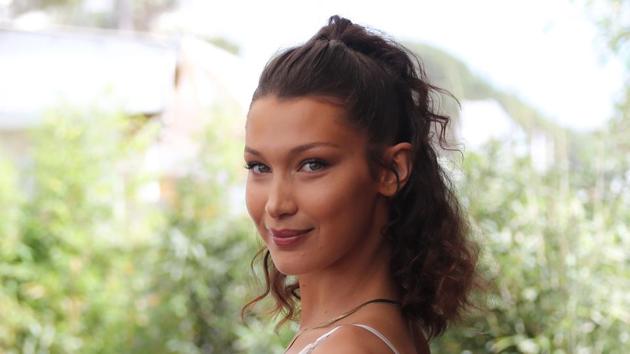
[244, 95, 386, 275]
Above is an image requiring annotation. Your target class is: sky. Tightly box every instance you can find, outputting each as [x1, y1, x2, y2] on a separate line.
[163, 0, 625, 131]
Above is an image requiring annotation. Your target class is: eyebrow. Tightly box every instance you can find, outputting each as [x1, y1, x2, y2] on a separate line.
[244, 142, 341, 157]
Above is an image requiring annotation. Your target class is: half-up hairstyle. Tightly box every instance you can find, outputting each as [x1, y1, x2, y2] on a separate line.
[241, 15, 479, 341]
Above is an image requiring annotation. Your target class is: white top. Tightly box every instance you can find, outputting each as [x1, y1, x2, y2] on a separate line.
[296, 323, 400, 354]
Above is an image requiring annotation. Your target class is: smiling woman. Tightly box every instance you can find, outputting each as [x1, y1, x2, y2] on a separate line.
[245, 96, 390, 277]
[241, 15, 480, 354]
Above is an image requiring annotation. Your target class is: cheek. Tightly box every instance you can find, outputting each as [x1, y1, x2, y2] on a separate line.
[302, 171, 378, 235]
[245, 179, 265, 225]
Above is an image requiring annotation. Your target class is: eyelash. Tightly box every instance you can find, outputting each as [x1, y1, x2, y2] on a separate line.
[244, 161, 269, 174]
[244, 159, 329, 174]
[301, 159, 329, 172]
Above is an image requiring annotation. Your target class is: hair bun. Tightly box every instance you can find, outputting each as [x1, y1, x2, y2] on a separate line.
[312, 15, 354, 42]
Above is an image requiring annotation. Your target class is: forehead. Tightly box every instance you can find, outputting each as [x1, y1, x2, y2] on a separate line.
[246, 96, 365, 150]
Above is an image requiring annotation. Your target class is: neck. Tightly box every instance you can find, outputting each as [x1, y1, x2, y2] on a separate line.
[296, 236, 399, 329]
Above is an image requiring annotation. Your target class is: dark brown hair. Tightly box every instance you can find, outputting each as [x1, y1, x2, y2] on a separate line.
[241, 15, 479, 340]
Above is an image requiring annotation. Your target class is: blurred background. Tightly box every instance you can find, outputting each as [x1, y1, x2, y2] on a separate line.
[0, 0, 628, 353]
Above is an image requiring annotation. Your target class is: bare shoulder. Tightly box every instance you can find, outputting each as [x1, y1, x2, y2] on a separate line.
[311, 325, 390, 354]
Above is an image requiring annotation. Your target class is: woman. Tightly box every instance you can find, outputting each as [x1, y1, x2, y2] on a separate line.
[242, 15, 478, 354]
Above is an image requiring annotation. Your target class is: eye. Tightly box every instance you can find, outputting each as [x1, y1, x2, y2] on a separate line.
[244, 161, 270, 174]
[300, 159, 328, 173]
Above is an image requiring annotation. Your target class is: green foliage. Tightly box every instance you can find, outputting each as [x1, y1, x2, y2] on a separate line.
[432, 142, 629, 354]
[581, 0, 630, 57]
[0, 107, 161, 353]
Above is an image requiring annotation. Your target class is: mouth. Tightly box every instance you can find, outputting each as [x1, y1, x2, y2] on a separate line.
[267, 227, 313, 247]
[268, 228, 313, 238]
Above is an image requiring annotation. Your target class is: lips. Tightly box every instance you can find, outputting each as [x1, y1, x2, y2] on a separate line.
[267, 227, 313, 248]
[268, 228, 313, 238]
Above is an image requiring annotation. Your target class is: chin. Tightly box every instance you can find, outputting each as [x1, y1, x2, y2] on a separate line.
[270, 254, 311, 276]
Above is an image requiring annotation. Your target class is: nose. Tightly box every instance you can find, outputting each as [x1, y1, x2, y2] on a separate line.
[265, 176, 297, 219]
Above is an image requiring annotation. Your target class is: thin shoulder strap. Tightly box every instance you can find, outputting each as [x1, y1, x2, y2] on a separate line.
[313, 326, 343, 344]
[350, 324, 400, 354]
[296, 326, 343, 354]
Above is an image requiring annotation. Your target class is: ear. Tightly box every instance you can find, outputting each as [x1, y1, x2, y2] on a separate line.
[378, 142, 413, 197]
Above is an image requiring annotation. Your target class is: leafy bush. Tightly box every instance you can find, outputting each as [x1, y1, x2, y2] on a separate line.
[433, 142, 629, 354]
[0, 108, 160, 353]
